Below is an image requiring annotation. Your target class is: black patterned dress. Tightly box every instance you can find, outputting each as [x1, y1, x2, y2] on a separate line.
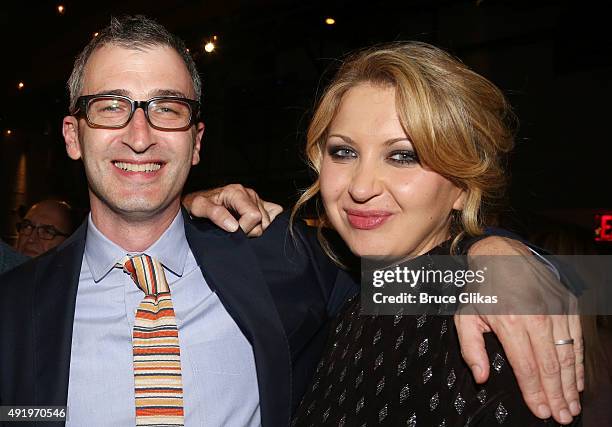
[292, 243, 580, 427]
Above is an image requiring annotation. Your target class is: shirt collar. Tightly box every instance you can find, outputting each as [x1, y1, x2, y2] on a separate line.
[84, 211, 188, 282]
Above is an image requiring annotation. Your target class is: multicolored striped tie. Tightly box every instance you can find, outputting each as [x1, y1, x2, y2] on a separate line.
[123, 254, 185, 427]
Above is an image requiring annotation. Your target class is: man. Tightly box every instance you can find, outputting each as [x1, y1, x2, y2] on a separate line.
[15, 200, 76, 257]
[0, 15, 581, 427]
[0, 200, 74, 275]
[0, 16, 355, 427]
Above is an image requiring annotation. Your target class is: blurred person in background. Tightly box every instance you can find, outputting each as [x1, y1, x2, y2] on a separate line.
[0, 199, 74, 273]
[15, 199, 76, 257]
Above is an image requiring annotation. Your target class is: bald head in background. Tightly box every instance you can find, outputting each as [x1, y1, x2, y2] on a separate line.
[15, 200, 76, 257]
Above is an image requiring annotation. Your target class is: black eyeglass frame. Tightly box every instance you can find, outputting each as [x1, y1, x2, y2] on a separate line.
[72, 94, 201, 131]
[16, 220, 70, 240]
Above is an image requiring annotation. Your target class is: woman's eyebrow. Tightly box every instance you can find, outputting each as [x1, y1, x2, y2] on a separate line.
[328, 134, 355, 144]
[383, 137, 412, 146]
[328, 134, 410, 146]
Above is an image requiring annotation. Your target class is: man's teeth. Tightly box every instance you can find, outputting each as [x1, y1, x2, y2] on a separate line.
[113, 162, 162, 172]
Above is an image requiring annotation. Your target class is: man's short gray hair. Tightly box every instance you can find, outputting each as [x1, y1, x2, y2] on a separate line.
[67, 15, 201, 112]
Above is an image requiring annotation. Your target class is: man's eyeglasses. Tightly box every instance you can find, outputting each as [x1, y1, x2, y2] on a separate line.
[72, 94, 200, 131]
[16, 220, 70, 240]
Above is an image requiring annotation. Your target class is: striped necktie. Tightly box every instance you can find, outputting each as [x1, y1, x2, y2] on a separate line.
[123, 254, 185, 427]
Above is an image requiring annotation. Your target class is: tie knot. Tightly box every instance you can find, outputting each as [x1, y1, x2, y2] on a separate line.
[122, 254, 170, 295]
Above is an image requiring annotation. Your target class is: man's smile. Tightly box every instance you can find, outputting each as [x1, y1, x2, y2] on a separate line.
[111, 160, 165, 176]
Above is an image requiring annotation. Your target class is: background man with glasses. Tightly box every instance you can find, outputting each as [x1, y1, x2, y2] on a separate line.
[15, 199, 75, 257]
[0, 199, 73, 274]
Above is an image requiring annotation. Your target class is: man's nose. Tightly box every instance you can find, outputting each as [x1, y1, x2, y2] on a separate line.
[26, 229, 41, 243]
[124, 108, 154, 153]
[348, 160, 384, 203]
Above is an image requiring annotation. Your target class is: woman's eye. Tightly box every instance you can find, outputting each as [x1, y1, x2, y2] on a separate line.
[328, 146, 357, 159]
[388, 151, 419, 165]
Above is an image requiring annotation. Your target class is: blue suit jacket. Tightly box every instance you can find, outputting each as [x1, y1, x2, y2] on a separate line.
[0, 240, 27, 275]
[0, 211, 356, 427]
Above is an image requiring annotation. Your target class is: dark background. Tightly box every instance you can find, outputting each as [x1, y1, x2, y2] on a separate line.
[1, 0, 610, 245]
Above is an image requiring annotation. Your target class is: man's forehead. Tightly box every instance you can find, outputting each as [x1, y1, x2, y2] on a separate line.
[81, 44, 195, 97]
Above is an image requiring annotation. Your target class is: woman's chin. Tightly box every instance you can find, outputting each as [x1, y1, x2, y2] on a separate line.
[348, 241, 395, 259]
[346, 239, 423, 261]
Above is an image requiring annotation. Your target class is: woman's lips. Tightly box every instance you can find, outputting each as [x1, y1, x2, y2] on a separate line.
[345, 210, 392, 230]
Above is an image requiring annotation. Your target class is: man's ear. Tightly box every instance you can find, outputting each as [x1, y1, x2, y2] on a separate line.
[191, 121, 205, 165]
[452, 189, 467, 211]
[63, 116, 82, 160]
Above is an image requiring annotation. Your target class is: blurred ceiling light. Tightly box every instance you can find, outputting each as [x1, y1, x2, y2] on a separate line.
[325, 17, 336, 25]
[18, 82, 24, 90]
[93, 32, 99, 37]
[57, 5, 65, 14]
[6, 130, 12, 136]
[204, 42, 215, 53]
[213, 35, 218, 41]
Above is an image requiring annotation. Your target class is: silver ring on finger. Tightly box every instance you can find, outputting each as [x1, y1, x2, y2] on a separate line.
[554, 338, 574, 346]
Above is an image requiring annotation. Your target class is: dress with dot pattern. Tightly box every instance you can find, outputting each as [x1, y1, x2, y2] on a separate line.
[292, 243, 580, 427]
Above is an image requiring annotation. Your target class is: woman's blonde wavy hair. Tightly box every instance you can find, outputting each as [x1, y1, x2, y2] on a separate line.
[291, 41, 516, 263]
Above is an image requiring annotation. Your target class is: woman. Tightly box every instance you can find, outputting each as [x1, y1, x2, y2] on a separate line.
[288, 42, 580, 426]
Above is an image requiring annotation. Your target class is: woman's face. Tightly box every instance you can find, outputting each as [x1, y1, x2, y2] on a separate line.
[319, 82, 465, 259]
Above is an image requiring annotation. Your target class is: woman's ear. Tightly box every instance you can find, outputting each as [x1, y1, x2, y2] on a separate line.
[452, 189, 467, 211]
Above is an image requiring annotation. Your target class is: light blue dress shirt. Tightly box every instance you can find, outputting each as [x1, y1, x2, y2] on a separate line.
[66, 212, 261, 426]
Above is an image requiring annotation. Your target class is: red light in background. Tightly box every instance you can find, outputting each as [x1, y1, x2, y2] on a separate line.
[595, 214, 612, 242]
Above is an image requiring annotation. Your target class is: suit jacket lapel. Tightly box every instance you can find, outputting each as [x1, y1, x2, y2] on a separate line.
[184, 214, 292, 427]
[33, 222, 86, 412]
